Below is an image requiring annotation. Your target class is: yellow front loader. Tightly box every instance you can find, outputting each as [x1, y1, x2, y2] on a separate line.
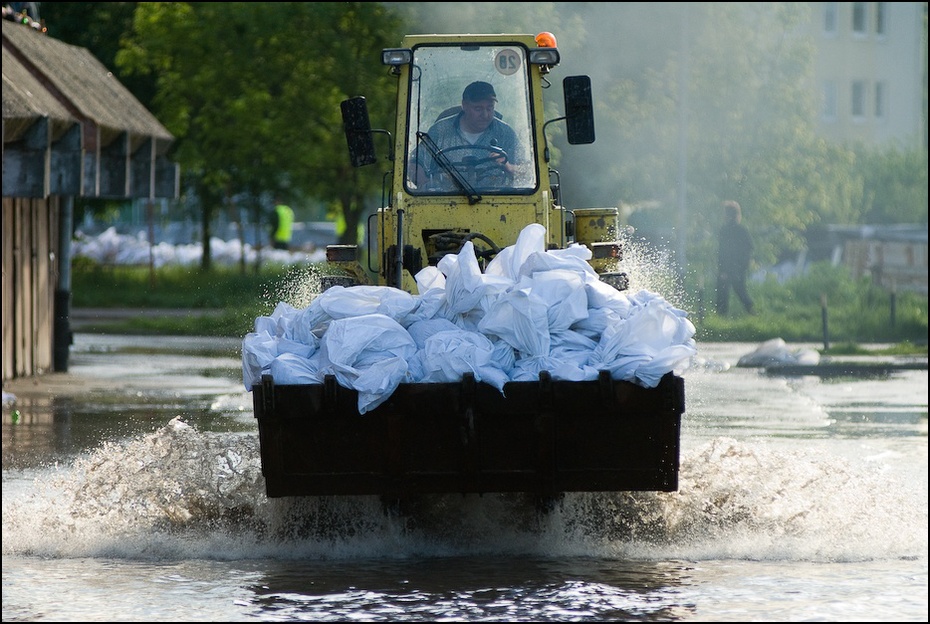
[252, 33, 683, 506]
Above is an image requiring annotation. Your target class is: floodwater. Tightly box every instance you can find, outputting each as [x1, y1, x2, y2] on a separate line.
[2, 334, 927, 622]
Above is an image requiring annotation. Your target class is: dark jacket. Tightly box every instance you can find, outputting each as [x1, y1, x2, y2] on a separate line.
[414, 113, 522, 176]
[717, 221, 753, 274]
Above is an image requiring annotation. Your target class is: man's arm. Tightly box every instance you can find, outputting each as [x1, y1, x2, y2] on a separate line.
[493, 122, 527, 181]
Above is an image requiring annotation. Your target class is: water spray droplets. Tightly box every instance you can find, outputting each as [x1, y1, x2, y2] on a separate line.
[615, 231, 685, 308]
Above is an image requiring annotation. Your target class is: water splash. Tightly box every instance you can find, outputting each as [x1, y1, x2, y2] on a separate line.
[2, 421, 924, 563]
[267, 264, 327, 310]
[549, 437, 928, 562]
[614, 231, 686, 309]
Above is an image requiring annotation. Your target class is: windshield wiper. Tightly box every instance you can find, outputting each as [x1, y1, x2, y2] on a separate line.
[416, 131, 481, 204]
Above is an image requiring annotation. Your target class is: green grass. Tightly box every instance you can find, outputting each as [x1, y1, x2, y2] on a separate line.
[71, 259, 928, 350]
[689, 262, 927, 348]
[820, 341, 927, 356]
[70, 259, 332, 337]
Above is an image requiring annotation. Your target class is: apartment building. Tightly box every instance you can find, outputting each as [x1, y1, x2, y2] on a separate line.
[809, 2, 926, 148]
[804, 3, 927, 295]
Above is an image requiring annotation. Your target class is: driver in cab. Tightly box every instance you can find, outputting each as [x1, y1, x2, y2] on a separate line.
[411, 81, 523, 190]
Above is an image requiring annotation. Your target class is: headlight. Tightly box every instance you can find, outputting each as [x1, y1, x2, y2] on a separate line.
[529, 49, 560, 66]
[382, 48, 412, 66]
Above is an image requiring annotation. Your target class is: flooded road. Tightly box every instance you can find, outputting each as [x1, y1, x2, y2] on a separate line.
[3, 334, 927, 621]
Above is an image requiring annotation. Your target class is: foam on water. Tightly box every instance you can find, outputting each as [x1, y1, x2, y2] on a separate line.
[3, 418, 924, 564]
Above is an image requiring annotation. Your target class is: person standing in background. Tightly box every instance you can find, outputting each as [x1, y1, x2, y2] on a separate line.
[269, 198, 294, 251]
[716, 200, 754, 315]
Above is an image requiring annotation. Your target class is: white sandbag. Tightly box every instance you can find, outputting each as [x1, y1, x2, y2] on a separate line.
[317, 284, 417, 322]
[518, 247, 598, 283]
[241, 330, 278, 389]
[631, 343, 697, 387]
[592, 295, 697, 387]
[415, 329, 509, 392]
[584, 279, 633, 315]
[250, 301, 301, 338]
[347, 356, 410, 414]
[407, 318, 461, 348]
[242, 223, 699, 408]
[526, 269, 589, 331]
[320, 314, 416, 368]
[477, 287, 551, 357]
[404, 282, 447, 325]
[276, 336, 317, 359]
[736, 338, 821, 367]
[546, 242, 594, 262]
[570, 306, 621, 339]
[285, 298, 332, 344]
[269, 352, 323, 385]
[437, 241, 485, 314]
[490, 337, 517, 373]
[317, 314, 417, 413]
[484, 222, 546, 282]
[547, 332, 600, 379]
[550, 328, 598, 352]
[440, 241, 513, 318]
[415, 265, 446, 293]
[511, 354, 597, 382]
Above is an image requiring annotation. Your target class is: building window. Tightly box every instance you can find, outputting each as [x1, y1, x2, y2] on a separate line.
[875, 2, 886, 36]
[823, 2, 838, 35]
[874, 81, 886, 119]
[851, 80, 866, 118]
[823, 81, 837, 121]
[852, 2, 867, 35]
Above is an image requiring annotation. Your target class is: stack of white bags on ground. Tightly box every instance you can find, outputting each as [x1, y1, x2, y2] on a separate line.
[242, 224, 697, 414]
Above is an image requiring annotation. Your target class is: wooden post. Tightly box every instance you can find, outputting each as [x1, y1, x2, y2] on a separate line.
[147, 200, 156, 288]
[890, 280, 897, 328]
[820, 293, 830, 351]
[697, 276, 705, 323]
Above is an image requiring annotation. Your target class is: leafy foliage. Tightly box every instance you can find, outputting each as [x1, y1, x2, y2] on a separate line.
[852, 143, 929, 224]
[111, 2, 404, 260]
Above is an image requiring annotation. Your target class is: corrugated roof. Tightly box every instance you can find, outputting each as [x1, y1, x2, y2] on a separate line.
[2, 18, 173, 146]
[2, 41, 75, 141]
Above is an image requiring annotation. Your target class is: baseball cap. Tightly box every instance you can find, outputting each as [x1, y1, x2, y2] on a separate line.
[462, 81, 497, 102]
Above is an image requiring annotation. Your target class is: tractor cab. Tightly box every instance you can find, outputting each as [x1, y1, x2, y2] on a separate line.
[340, 33, 606, 292]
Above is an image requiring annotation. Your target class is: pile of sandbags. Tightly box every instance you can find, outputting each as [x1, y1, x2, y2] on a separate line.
[243, 223, 696, 413]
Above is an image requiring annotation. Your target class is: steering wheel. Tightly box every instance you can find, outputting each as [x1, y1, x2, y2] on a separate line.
[436, 143, 509, 167]
[435, 144, 512, 183]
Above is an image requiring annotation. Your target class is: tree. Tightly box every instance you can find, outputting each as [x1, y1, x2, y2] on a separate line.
[263, 3, 403, 246]
[117, 2, 403, 267]
[552, 3, 865, 279]
[852, 143, 929, 224]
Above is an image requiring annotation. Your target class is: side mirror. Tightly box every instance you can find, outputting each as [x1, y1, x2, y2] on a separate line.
[341, 96, 377, 167]
[563, 76, 595, 145]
